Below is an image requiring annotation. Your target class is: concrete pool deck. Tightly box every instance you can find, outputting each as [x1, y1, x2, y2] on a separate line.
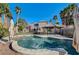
[0, 43, 23, 55]
[34, 34, 72, 40]
[3, 34, 73, 41]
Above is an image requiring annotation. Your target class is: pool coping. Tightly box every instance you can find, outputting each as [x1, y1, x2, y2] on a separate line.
[14, 34, 73, 40]
[12, 41, 61, 55]
[2, 34, 72, 55]
[3, 34, 73, 41]
[12, 40, 68, 55]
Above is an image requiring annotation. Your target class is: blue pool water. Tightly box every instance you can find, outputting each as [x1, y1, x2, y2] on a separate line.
[17, 36, 79, 55]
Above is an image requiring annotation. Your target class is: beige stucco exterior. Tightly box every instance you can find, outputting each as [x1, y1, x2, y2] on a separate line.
[38, 21, 48, 33]
[72, 6, 79, 52]
[38, 21, 48, 27]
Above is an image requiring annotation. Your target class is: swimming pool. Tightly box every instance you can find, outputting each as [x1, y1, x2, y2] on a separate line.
[15, 36, 79, 55]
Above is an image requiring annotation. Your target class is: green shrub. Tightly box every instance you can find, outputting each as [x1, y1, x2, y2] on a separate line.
[3, 28, 9, 37]
[0, 24, 9, 38]
[18, 25, 24, 31]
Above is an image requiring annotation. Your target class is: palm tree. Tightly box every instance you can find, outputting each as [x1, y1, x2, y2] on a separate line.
[61, 7, 69, 26]
[69, 4, 76, 25]
[53, 15, 58, 34]
[53, 15, 58, 25]
[70, 4, 76, 11]
[0, 4, 3, 25]
[49, 19, 52, 25]
[60, 4, 77, 26]
[15, 6, 21, 33]
[60, 10, 66, 26]
[56, 22, 59, 25]
[0, 4, 3, 36]
[7, 12, 13, 29]
[0, 3, 13, 37]
[7, 12, 13, 21]
[2, 3, 10, 29]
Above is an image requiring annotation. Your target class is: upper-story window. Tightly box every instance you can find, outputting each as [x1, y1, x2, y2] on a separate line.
[77, 8, 79, 12]
[34, 23, 39, 27]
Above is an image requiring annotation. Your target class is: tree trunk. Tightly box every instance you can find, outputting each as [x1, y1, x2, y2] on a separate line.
[3, 14, 9, 29]
[0, 16, 2, 24]
[0, 16, 2, 29]
[16, 14, 19, 33]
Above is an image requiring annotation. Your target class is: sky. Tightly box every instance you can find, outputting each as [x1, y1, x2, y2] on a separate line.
[9, 3, 69, 25]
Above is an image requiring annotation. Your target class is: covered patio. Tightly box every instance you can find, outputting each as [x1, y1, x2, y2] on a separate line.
[42, 24, 55, 34]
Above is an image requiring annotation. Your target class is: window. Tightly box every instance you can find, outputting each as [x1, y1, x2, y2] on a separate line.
[78, 8, 79, 12]
[34, 23, 39, 27]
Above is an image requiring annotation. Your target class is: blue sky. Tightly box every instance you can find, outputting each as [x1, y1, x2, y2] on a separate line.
[9, 3, 69, 25]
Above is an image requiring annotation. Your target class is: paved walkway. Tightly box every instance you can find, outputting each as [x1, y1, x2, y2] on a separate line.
[0, 43, 22, 55]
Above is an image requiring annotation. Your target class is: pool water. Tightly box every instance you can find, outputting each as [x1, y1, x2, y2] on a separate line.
[17, 36, 79, 55]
